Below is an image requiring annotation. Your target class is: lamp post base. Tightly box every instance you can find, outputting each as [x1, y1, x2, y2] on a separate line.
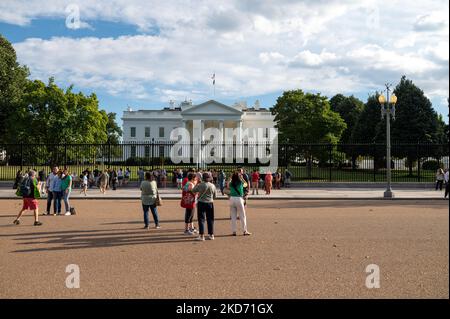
[384, 189, 394, 198]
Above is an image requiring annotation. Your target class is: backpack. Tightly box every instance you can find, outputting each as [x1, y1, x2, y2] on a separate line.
[20, 176, 32, 197]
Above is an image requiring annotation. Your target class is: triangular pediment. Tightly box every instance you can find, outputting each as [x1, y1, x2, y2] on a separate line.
[181, 100, 243, 115]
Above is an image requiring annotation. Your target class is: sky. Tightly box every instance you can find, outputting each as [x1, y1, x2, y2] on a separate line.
[0, 0, 448, 123]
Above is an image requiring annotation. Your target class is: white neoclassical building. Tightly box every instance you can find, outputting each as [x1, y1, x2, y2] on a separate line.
[122, 99, 276, 143]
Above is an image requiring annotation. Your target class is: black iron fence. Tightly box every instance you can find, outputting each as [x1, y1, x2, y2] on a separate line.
[0, 142, 448, 182]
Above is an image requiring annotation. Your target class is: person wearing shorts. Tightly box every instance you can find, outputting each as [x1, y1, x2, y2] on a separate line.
[13, 170, 42, 226]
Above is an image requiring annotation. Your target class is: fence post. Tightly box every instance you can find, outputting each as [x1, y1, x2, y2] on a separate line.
[20, 142, 24, 171]
[417, 142, 421, 182]
[108, 142, 111, 167]
[64, 143, 67, 168]
[328, 144, 332, 182]
[151, 138, 154, 171]
[372, 142, 376, 182]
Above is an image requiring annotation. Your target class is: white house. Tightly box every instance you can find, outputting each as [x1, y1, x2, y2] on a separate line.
[122, 99, 275, 143]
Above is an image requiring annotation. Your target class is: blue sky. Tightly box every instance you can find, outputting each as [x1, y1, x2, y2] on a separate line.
[0, 0, 448, 124]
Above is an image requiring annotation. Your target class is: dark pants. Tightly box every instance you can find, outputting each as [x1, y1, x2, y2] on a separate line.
[436, 180, 444, 190]
[184, 208, 194, 224]
[46, 190, 54, 213]
[143, 204, 159, 227]
[53, 191, 62, 213]
[445, 182, 449, 198]
[197, 202, 214, 235]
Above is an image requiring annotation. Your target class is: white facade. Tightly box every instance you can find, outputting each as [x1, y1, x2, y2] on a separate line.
[121, 99, 275, 143]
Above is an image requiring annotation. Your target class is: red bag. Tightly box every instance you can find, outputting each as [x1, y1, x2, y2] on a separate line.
[180, 182, 196, 209]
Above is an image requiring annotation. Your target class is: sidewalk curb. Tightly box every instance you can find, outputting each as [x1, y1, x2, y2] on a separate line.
[0, 197, 446, 201]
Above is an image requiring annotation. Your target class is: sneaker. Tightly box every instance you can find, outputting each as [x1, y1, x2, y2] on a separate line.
[13, 219, 20, 225]
[155, 225, 161, 229]
[190, 228, 198, 234]
[207, 235, 215, 240]
[34, 221, 43, 226]
[144, 225, 150, 230]
[195, 236, 205, 241]
[184, 230, 194, 235]
[64, 212, 71, 216]
[243, 231, 252, 236]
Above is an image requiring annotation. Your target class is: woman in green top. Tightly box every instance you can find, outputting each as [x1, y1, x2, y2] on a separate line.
[140, 171, 160, 229]
[229, 172, 251, 236]
[61, 168, 73, 216]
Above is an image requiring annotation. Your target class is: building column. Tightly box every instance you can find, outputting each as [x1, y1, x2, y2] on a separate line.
[219, 120, 224, 142]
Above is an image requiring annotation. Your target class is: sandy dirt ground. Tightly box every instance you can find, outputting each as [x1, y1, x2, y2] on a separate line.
[0, 199, 448, 299]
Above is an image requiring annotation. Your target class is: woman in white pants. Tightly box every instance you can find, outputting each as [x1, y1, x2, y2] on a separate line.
[228, 172, 252, 236]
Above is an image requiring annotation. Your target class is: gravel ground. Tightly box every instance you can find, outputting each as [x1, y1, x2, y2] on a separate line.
[0, 199, 448, 298]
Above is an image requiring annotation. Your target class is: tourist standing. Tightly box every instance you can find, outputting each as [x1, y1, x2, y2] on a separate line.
[284, 169, 292, 188]
[80, 172, 88, 196]
[38, 169, 47, 195]
[140, 171, 160, 229]
[117, 168, 124, 187]
[51, 170, 63, 215]
[13, 170, 42, 226]
[265, 171, 273, 195]
[45, 166, 58, 215]
[99, 169, 109, 194]
[218, 169, 226, 195]
[181, 173, 198, 235]
[435, 168, 445, 190]
[275, 169, 282, 189]
[192, 172, 217, 241]
[251, 169, 260, 195]
[228, 172, 252, 236]
[124, 168, 131, 186]
[61, 168, 73, 216]
[176, 169, 183, 190]
[138, 168, 144, 185]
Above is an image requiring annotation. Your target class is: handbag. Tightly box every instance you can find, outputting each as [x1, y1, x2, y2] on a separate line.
[155, 191, 163, 206]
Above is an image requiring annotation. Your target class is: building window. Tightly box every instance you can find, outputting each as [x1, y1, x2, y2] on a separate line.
[130, 127, 136, 138]
[144, 146, 150, 158]
[145, 127, 150, 138]
[159, 146, 165, 157]
[159, 127, 165, 138]
[131, 145, 136, 157]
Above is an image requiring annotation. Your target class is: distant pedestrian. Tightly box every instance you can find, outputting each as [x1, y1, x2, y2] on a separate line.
[117, 168, 124, 186]
[218, 170, 226, 195]
[138, 168, 144, 185]
[140, 172, 160, 229]
[124, 168, 131, 186]
[176, 169, 183, 190]
[274, 169, 282, 189]
[251, 169, 260, 195]
[38, 169, 47, 194]
[265, 171, 273, 195]
[229, 172, 251, 236]
[45, 166, 58, 215]
[435, 168, 445, 190]
[80, 172, 88, 196]
[99, 169, 109, 194]
[13, 170, 42, 226]
[192, 172, 217, 241]
[284, 169, 292, 188]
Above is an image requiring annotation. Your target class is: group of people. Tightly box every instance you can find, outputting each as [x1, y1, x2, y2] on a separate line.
[13, 166, 74, 226]
[139, 167, 252, 241]
[435, 168, 449, 199]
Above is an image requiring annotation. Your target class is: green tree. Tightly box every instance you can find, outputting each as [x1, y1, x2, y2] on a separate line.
[105, 112, 123, 143]
[272, 90, 346, 177]
[0, 34, 29, 144]
[389, 76, 444, 175]
[330, 94, 365, 169]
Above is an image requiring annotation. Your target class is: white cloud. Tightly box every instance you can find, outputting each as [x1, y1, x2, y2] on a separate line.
[1, 0, 448, 115]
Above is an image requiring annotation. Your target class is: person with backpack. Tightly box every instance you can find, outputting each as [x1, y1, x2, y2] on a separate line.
[181, 172, 198, 235]
[61, 168, 73, 216]
[192, 172, 217, 241]
[228, 172, 252, 236]
[13, 170, 42, 226]
[13, 169, 24, 190]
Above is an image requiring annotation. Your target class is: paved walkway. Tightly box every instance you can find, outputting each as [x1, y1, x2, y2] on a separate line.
[0, 186, 447, 200]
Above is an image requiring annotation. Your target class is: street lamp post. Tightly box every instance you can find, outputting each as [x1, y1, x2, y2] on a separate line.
[378, 84, 398, 198]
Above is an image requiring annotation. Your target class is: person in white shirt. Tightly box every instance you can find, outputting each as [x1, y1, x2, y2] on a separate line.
[44, 166, 58, 215]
